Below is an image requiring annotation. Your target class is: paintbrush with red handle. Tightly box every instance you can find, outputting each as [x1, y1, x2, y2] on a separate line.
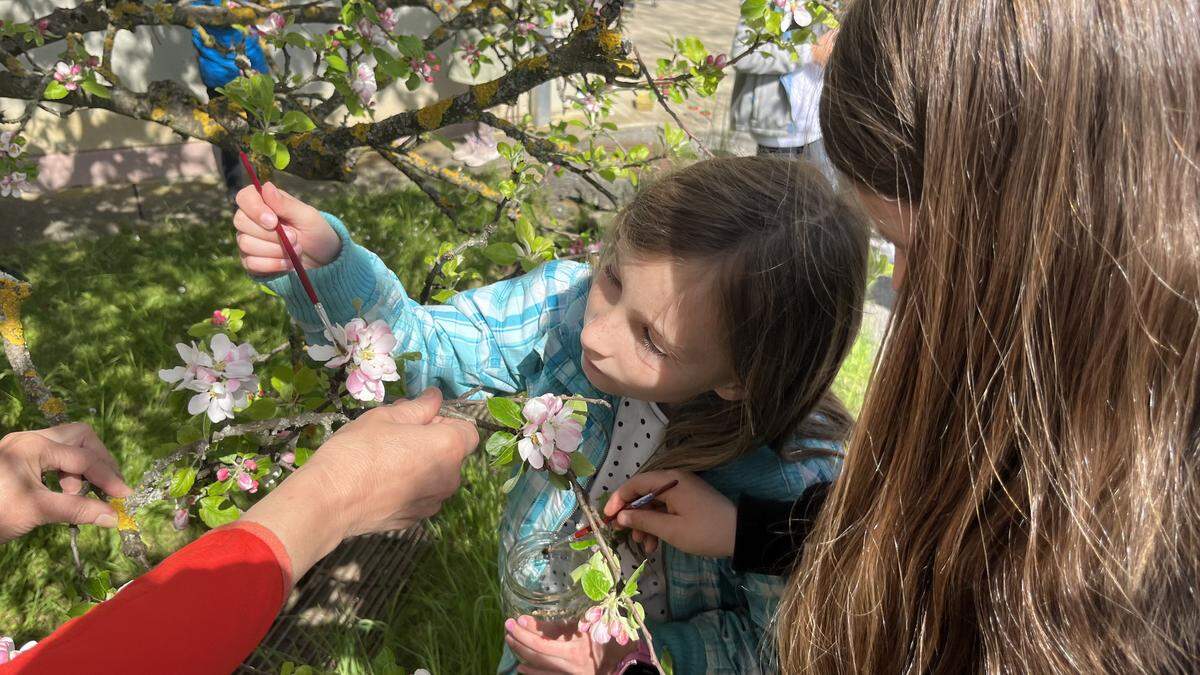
[238, 151, 345, 351]
[572, 479, 680, 540]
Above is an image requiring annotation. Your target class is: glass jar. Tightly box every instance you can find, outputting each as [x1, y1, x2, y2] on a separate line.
[502, 530, 591, 637]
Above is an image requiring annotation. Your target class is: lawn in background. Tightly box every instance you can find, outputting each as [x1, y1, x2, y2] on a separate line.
[0, 186, 880, 673]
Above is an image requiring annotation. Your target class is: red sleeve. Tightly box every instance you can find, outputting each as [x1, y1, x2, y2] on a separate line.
[5, 522, 292, 675]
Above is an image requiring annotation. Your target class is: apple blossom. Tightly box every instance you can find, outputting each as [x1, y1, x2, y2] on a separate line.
[461, 40, 482, 66]
[0, 132, 21, 158]
[158, 342, 214, 390]
[243, 458, 258, 472]
[53, 61, 84, 91]
[515, 394, 585, 471]
[351, 63, 377, 106]
[254, 12, 286, 36]
[0, 637, 37, 664]
[237, 472, 258, 493]
[212, 309, 228, 326]
[775, 0, 813, 31]
[216, 467, 231, 482]
[307, 318, 401, 402]
[378, 8, 400, 33]
[576, 94, 602, 115]
[0, 172, 32, 198]
[355, 18, 388, 47]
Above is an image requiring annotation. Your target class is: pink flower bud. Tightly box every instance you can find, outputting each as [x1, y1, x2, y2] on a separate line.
[216, 467, 230, 482]
[715, 54, 728, 69]
[237, 472, 254, 491]
[426, 52, 436, 61]
[548, 450, 571, 475]
[212, 310, 228, 326]
[86, 56, 99, 68]
[243, 458, 258, 472]
[585, 606, 603, 624]
[173, 508, 189, 530]
[589, 619, 612, 644]
[280, 451, 295, 465]
[36, 19, 50, 34]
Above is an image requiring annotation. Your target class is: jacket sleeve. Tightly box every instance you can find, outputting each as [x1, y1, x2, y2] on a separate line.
[6, 523, 290, 675]
[262, 213, 590, 397]
[729, 20, 814, 75]
[648, 571, 786, 675]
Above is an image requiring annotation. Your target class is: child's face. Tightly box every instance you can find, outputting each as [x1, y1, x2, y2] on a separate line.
[580, 251, 741, 404]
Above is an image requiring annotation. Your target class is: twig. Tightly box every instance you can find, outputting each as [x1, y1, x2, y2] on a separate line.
[419, 198, 510, 304]
[632, 46, 713, 158]
[569, 477, 660, 666]
[254, 340, 291, 363]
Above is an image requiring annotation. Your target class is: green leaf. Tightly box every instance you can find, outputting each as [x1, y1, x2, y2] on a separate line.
[500, 466, 524, 493]
[482, 242, 520, 266]
[293, 447, 314, 467]
[326, 53, 349, 73]
[677, 36, 707, 64]
[546, 472, 571, 490]
[198, 495, 241, 528]
[740, 0, 768, 20]
[569, 537, 595, 551]
[270, 364, 295, 400]
[242, 397, 278, 421]
[486, 396, 524, 429]
[581, 567, 613, 602]
[515, 218, 536, 247]
[431, 288, 457, 303]
[395, 35, 424, 59]
[485, 430, 517, 457]
[271, 141, 290, 170]
[43, 80, 69, 100]
[85, 570, 113, 600]
[81, 78, 111, 99]
[249, 132, 276, 159]
[168, 467, 198, 498]
[569, 451, 596, 478]
[622, 560, 647, 598]
[278, 110, 315, 133]
[293, 365, 320, 396]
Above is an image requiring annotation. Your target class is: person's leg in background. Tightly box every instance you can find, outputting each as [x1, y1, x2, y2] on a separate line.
[206, 87, 245, 203]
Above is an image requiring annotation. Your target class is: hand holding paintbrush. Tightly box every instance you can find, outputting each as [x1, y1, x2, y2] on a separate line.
[232, 153, 348, 347]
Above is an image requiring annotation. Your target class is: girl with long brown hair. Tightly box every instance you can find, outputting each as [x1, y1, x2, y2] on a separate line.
[228, 155, 869, 673]
[610, 0, 1200, 671]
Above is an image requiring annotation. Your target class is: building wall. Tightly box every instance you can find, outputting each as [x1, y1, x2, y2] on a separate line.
[0, 1, 544, 190]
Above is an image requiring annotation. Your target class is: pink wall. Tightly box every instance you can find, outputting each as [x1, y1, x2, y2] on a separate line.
[34, 142, 220, 191]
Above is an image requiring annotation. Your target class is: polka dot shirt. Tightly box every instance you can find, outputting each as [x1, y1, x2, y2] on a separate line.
[550, 397, 671, 620]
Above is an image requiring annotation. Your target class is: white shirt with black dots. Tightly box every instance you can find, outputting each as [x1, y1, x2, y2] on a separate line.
[550, 397, 671, 621]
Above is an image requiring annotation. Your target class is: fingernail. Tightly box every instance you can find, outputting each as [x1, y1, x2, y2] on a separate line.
[262, 211, 278, 227]
[504, 619, 516, 631]
[518, 615, 533, 628]
[94, 513, 117, 528]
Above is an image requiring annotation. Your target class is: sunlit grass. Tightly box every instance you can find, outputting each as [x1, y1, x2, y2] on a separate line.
[0, 185, 880, 673]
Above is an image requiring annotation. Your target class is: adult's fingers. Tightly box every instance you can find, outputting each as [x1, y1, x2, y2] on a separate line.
[234, 185, 277, 229]
[33, 490, 118, 528]
[606, 470, 679, 516]
[371, 387, 442, 425]
[38, 440, 131, 498]
[59, 472, 84, 496]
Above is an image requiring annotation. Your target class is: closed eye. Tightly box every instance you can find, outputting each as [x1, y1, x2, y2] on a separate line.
[603, 264, 622, 289]
[640, 327, 666, 358]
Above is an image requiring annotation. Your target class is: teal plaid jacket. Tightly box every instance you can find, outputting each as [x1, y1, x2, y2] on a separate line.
[265, 214, 842, 674]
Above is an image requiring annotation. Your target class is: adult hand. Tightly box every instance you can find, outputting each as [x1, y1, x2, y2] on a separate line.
[0, 423, 133, 544]
[232, 181, 342, 274]
[241, 388, 478, 578]
[604, 470, 737, 558]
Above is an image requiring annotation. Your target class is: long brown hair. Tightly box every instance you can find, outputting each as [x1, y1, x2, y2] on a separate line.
[778, 0, 1200, 672]
[608, 156, 868, 472]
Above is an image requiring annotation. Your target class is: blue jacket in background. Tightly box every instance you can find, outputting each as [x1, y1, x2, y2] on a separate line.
[191, 0, 269, 89]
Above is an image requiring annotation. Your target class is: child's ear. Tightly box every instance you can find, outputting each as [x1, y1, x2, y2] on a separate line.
[713, 382, 746, 401]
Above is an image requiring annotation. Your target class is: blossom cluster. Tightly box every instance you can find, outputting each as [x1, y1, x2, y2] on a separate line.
[775, 0, 814, 31]
[577, 605, 632, 646]
[517, 394, 584, 474]
[158, 333, 260, 423]
[410, 52, 441, 84]
[307, 318, 400, 402]
[0, 172, 32, 197]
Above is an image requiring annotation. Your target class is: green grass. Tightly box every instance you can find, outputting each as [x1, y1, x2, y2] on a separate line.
[0, 184, 880, 674]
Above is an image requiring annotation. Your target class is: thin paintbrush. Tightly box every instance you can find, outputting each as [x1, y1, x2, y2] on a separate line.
[238, 151, 345, 351]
